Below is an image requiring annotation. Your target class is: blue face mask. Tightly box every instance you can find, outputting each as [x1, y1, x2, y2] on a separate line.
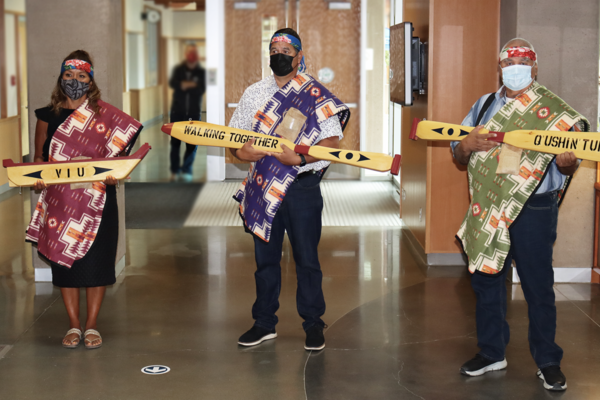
[502, 65, 533, 91]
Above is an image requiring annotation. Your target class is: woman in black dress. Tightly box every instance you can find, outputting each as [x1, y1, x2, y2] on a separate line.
[31, 50, 140, 349]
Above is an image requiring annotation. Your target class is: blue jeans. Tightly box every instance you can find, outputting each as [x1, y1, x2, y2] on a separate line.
[471, 191, 563, 368]
[252, 171, 326, 332]
[169, 112, 199, 174]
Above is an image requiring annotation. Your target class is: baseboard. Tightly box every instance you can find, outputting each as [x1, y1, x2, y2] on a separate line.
[510, 267, 592, 283]
[35, 255, 126, 284]
[115, 255, 126, 277]
[34, 267, 52, 282]
[427, 253, 467, 266]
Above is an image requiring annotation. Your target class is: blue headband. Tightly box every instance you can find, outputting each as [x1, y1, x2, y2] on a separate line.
[270, 33, 306, 73]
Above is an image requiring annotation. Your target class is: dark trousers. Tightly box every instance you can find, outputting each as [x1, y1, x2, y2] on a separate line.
[471, 191, 563, 368]
[170, 112, 199, 174]
[252, 171, 326, 332]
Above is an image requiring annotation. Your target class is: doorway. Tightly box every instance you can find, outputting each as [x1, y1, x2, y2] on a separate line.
[223, 0, 361, 180]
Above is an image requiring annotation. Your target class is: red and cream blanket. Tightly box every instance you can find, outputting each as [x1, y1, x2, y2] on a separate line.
[26, 100, 141, 268]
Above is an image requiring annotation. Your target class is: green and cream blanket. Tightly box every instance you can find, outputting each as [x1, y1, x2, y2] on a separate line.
[457, 82, 589, 274]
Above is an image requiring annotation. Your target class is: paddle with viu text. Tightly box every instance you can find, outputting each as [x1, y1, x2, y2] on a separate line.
[161, 121, 402, 175]
[410, 118, 600, 161]
[2, 143, 152, 187]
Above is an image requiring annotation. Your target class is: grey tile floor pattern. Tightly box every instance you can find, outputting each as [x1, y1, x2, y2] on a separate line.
[0, 225, 599, 399]
[184, 181, 402, 227]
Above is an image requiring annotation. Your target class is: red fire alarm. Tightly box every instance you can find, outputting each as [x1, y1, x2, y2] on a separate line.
[10, 75, 16, 86]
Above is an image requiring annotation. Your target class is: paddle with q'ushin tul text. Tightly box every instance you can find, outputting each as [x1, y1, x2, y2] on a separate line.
[410, 118, 600, 162]
[161, 121, 402, 175]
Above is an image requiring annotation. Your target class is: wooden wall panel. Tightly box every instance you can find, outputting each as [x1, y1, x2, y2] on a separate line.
[400, 0, 430, 248]
[224, 0, 286, 164]
[224, 0, 360, 164]
[401, 0, 500, 255]
[298, 0, 360, 152]
[425, 0, 500, 253]
[0, 116, 21, 186]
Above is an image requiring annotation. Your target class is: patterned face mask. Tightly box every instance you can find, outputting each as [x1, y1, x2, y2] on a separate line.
[61, 79, 90, 100]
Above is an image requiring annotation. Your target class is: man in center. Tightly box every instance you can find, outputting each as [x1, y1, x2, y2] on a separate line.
[229, 28, 350, 350]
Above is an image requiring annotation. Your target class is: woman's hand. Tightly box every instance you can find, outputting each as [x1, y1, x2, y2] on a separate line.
[33, 180, 47, 191]
[272, 144, 301, 166]
[103, 175, 118, 186]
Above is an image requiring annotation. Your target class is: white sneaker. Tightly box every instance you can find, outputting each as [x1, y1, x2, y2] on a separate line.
[181, 173, 193, 183]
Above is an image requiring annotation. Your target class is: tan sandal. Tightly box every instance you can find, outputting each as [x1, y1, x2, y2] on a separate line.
[62, 328, 82, 349]
[84, 329, 103, 349]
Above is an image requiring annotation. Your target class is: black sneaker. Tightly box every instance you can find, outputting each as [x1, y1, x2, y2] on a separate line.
[537, 366, 567, 391]
[237, 326, 277, 347]
[460, 354, 507, 376]
[304, 325, 325, 351]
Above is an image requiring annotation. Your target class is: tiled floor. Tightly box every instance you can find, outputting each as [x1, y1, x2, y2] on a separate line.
[1, 193, 600, 398]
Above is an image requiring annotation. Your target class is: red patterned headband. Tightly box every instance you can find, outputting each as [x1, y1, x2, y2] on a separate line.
[61, 59, 94, 78]
[499, 46, 537, 63]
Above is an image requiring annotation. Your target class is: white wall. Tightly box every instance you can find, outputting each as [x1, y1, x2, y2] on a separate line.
[205, 0, 225, 181]
[125, 0, 144, 33]
[172, 11, 205, 39]
[126, 32, 145, 90]
[4, 14, 18, 117]
[5, 0, 25, 13]
[161, 6, 174, 37]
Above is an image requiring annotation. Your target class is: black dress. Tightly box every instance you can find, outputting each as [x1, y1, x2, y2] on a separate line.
[34, 106, 118, 288]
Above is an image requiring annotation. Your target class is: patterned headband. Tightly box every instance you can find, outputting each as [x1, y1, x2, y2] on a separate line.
[270, 33, 306, 73]
[61, 59, 94, 78]
[499, 46, 537, 63]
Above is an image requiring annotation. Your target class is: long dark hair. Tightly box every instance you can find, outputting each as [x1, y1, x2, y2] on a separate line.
[49, 50, 101, 114]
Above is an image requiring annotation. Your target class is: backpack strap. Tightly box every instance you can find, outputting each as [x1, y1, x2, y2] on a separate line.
[475, 93, 496, 126]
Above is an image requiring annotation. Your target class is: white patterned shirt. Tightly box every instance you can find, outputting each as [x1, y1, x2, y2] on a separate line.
[229, 74, 344, 173]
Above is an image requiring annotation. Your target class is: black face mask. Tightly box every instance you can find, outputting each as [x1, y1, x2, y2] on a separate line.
[270, 53, 296, 77]
[61, 79, 90, 100]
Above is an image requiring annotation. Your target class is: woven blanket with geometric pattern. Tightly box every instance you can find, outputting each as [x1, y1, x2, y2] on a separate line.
[457, 82, 589, 274]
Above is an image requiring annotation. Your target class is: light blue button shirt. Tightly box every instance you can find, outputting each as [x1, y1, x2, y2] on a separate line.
[451, 86, 571, 194]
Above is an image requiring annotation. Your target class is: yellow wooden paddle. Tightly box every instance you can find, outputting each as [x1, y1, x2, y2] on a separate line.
[161, 121, 402, 175]
[2, 143, 151, 187]
[410, 118, 600, 161]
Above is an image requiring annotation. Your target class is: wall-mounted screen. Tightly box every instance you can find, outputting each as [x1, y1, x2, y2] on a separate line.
[389, 22, 412, 106]
[389, 22, 428, 107]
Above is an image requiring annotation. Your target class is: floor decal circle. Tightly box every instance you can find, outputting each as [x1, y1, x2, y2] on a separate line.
[141, 365, 170, 375]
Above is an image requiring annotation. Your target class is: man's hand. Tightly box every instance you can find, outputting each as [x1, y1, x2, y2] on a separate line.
[454, 125, 498, 165]
[272, 144, 301, 166]
[181, 80, 197, 90]
[235, 138, 271, 162]
[556, 151, 578, 176]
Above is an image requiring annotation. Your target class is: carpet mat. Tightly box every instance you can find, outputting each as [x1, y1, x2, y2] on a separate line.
[125, 182, 204, 229]
[184, 181, 402, 227]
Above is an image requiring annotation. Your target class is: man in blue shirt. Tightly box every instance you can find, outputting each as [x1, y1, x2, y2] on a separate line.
[452, 38, 580, 392]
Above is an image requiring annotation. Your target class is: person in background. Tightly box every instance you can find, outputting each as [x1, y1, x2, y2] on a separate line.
[168, 43, 206, 182]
